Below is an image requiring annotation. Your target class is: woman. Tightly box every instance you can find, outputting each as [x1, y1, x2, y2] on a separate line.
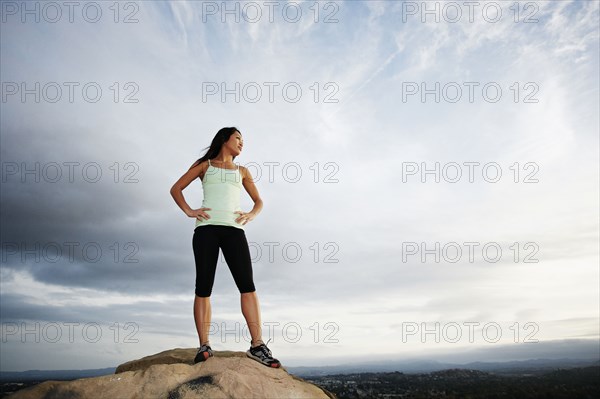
[170, 126, 281, 368]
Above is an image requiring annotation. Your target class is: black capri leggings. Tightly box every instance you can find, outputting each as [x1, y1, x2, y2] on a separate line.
[192, 225, 256, 297]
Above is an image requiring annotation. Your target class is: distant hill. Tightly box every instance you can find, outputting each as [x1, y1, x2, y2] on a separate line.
[286, 358, 600, 377]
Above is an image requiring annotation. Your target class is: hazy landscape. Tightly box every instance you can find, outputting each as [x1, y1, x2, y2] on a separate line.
[304, 366, 600, 399]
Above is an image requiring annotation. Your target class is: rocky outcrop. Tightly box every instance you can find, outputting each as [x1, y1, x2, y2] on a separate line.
[8, 348, 337, 399]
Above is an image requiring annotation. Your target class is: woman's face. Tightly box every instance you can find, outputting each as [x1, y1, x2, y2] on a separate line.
[225, 131, 243, 156]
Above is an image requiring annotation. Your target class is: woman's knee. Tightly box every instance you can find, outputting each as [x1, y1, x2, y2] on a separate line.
[195, 287, 213, 297]
[238, 283, 256, 294]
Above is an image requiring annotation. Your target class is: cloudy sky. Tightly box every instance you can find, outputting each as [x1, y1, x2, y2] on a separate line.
[1, 1, 598, 371]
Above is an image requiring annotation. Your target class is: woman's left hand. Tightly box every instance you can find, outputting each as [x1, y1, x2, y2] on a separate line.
[234, 211, 255, 225]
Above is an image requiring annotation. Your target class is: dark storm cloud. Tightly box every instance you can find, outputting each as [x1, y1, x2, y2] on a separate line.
[1, 122, 195, 295]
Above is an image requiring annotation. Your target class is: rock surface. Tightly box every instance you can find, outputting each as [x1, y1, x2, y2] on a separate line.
[8, 348, 337, 399]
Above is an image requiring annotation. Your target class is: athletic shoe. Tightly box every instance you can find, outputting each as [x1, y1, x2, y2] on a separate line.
[194, 344, 213, 364]
[246, 338, 281, 368]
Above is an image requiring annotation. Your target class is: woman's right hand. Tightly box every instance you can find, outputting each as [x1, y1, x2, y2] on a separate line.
[187, 207, 212, 221]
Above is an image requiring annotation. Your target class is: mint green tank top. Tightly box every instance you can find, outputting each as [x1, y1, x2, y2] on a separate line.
[195, 159, 245, 230]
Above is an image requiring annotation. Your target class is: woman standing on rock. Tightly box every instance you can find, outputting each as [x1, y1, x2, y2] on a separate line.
[170, 126, 281, 368]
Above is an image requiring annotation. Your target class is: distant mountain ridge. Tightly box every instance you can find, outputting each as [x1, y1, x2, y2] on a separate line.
[286, 357, 600, 377]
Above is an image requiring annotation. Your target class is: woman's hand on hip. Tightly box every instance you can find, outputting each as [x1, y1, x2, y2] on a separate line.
[187, 207, 212, 221]
[234, 211, 255, 225]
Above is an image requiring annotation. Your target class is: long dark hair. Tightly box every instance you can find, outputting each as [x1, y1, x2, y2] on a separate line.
[189, 126, 241, 171]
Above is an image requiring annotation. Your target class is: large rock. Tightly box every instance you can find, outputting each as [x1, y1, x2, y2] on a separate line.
[8, 348, 337, 399]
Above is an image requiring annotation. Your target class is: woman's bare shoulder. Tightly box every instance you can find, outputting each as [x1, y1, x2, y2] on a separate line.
[239, 165, 254, 182]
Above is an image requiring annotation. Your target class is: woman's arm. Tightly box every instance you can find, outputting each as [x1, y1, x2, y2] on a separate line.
[234, 166, 263, 225]
[171, 164, 210, 219]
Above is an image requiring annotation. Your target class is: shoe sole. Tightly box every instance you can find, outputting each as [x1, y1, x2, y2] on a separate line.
[246, 350, 281, 368]
[194, 351, 213, 364]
